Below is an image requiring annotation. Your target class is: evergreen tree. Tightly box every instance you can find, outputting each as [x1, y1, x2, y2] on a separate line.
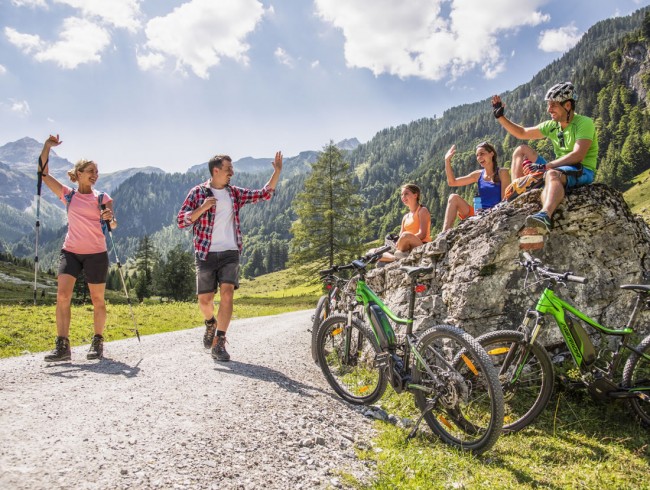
[134, 235, 158, 301]
[290, 141, 364, 272]
[153, 245, 195, 301]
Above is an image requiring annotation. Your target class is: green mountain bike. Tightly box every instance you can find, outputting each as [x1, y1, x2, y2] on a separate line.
[477, 252, 650, 432]
[315, 246, 504, 454]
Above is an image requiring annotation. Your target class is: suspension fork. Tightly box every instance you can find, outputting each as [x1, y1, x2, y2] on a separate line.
[500, 310, 542, 380]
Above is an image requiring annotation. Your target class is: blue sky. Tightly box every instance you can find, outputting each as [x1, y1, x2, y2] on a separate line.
[1, 0, 648, 173]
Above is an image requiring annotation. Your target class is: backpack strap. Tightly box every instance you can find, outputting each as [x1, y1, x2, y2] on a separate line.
[64, 188, 76, 213]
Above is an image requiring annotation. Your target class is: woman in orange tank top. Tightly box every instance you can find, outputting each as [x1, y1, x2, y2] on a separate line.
[382, 183, 431, 262]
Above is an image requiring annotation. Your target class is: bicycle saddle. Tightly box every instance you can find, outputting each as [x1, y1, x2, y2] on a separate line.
[399, 266, 433, 278]
[620, 284, 650, 293]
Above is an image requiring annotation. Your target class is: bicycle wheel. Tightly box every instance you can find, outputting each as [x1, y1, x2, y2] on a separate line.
[477, 330, 554, 432]
[411, 325, 504, 455]
[311, 295, 330, 363]
[622, 333, 650, 427]
[316, 314, 387, 405]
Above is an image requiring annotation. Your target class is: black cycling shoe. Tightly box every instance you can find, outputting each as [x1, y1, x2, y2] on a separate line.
[44, 336, 71, 362]
[203, 318, 216, 349]
[211, 335, 230, 362]
[87, 334, 104, 360]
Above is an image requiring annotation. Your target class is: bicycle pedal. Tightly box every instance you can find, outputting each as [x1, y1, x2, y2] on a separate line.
[375, 352, 390, 368]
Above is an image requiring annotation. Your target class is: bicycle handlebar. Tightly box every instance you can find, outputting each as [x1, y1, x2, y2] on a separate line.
[521, 252, 587, 284]
[319, 245, 392, 277]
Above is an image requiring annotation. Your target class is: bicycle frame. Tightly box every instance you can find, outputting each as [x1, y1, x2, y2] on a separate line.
[528, 286, 640, 372]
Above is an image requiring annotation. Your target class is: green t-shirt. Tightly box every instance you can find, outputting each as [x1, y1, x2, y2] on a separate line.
[537, 114, 599, 172]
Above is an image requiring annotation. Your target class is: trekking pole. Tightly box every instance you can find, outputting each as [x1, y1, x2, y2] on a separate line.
[101, 204, 141, 342]
[33, 157, 44, 305]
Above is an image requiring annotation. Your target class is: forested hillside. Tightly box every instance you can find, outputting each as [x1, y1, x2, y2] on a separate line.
[5, 7, 650, 278]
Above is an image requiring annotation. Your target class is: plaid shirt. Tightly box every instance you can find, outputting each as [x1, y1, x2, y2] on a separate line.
[177, 180, 274, 260]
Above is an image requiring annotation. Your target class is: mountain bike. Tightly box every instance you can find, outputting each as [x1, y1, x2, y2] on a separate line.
[315, 245, 504, 454]
[477, 252, 650, 432]
[310, 271, 350, 363]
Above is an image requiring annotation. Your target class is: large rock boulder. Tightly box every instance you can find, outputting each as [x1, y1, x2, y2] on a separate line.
[367, 184, 650, 346]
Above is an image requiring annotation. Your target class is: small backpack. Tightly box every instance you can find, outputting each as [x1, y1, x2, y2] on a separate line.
[504, 171, 545, 202]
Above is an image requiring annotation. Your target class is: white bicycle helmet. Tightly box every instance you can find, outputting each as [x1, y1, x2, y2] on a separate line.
[545, 82, 578, 103]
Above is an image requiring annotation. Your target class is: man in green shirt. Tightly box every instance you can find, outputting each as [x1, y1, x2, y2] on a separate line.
[491, 82, 598, 231]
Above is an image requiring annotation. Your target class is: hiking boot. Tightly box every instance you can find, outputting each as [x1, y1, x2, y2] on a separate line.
[87, 334, 104, 360]
[211, 335, 230, 362]
[525, 211, 553, 233]
[203, 318, 216, 349]
[44, 336, 71, 362]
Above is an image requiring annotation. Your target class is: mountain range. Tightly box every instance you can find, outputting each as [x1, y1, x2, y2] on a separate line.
[1, 6, 649, 278]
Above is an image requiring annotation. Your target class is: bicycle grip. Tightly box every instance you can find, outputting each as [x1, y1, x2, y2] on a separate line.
[100, 204, 112, 232]
[567, 274, 587, 284]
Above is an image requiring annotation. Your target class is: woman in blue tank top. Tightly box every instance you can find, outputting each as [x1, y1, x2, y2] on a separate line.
[441, 141, 511, 233]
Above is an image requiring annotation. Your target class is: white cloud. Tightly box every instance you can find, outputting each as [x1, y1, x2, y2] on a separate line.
[311, 60, 320, 69]
[538, 23, 583, 53]
[0, 64, 6, 75]
[53, 0, 142, 32]
[136, 51, 165, 71]
[10, 99, 31, 116]
[11, 0, 47, 8]
[274, 47, 294, 68]
[6, 17, 111, 69]
[314, 0, 550, 81]
[5, 27, 43, 54]
[139, 0, 266, 79]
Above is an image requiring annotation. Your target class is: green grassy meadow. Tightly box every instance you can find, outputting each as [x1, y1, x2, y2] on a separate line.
[0, 264, 321, 358]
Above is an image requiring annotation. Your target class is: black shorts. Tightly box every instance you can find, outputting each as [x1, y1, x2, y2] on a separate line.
[195, 250, 240, 295]
[58, 249, 109, 284]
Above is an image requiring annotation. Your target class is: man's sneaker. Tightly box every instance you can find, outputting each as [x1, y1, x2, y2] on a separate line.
[44, 336, 71, 362]
[525, 211, 553, 233]
[87, 334, 104, 360]
[203, 318, 216, 349]
[211, 335, 230, 362]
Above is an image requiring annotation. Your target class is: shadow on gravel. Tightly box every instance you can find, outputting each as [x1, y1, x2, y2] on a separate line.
[44, 357, 142, 379]
[214, 360, 328, 397]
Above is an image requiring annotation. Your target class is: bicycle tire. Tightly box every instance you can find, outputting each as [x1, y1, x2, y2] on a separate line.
[316, 314, 387, 405]
[311, 295, 330, 363]
[622, 333, 650, 427]
[411, 324, 504, 455]
[477, 330, 554, 432]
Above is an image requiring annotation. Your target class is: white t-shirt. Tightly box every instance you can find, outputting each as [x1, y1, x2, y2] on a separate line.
[209, 186, 238, 252]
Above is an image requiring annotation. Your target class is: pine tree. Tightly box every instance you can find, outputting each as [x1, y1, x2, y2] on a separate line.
[290, 141, 364, 272]
[153, 245, 195, 301]
[134, 235, 158, 301]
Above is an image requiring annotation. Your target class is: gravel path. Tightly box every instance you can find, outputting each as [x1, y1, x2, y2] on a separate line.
[0, 310, 377, 489]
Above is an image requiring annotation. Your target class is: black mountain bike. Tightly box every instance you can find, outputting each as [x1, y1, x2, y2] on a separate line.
[315, 246, 504, 454]
[477, 252, 650, 432]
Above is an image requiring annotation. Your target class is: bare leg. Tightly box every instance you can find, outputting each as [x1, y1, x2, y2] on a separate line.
[216, 283, 235, 335]
[512, 144, 539, 179]
[198, 292, 215, 322]
[395, 232, 424, 252]
[540, 170, 567, 218]
[55, 274, 76, 337]
[87, 282, 107, 335]
[442, 194, 471, 232]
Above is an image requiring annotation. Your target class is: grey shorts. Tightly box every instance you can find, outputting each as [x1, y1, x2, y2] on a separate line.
[58, 249, 109, 284]
[195, 250, 240, 295]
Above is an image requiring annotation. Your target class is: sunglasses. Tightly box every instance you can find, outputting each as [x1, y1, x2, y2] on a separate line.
[557, 130, 565, 148]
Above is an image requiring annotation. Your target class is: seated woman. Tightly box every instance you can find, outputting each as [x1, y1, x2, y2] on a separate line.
[381, 183, 432, 262]
[441, 141, 511, 232]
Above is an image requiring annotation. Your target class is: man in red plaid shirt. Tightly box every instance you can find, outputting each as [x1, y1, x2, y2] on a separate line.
[177, 151, 283, 361]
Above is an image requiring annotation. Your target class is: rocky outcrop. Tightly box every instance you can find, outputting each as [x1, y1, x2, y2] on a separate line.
[367, 184, 650, 346]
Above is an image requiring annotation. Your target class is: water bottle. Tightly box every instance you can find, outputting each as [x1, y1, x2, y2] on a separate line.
[473, 195, 482, 212]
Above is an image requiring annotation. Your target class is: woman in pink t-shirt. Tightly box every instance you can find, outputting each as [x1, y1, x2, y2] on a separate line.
[38, 134, 117, 362]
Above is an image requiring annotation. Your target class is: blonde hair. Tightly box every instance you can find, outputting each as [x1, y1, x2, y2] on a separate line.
[67, 159, 96, 183]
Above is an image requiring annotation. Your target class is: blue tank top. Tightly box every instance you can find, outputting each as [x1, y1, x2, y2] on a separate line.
[477, 170, 501, 209]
